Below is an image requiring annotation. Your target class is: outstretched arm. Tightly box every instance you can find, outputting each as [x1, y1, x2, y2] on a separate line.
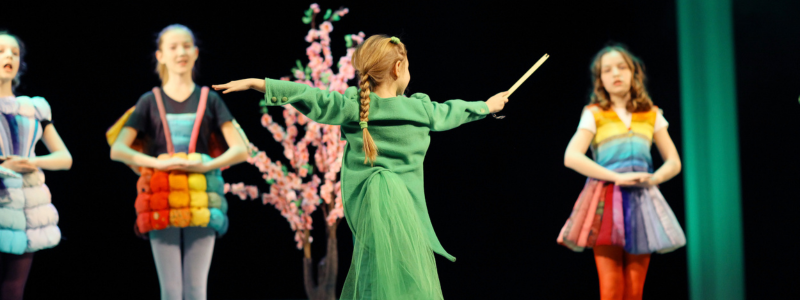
[421, 92, 508, 132]
[213, 78, 358, 125]
[30, 124, 72, 170]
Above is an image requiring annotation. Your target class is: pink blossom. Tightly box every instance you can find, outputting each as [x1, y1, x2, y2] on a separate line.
[246, 186, 259, 200]
[305, 29, 319, 43]
[338, 8, 349, 17]
[351, 34, 364, 44]
[310, 3, 320, 13]
[307, 42, 322, 56]
[299, 167, 309, 178]
[319, 22, 333, 34]
[294, 69, 306, 80]
[223, 183, 230, 194]
[280, 76, 291, 81]
[261, 114, 272, 127]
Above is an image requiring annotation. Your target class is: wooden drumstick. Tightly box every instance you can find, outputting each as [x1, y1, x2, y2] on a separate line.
[507, 53, 549, 97]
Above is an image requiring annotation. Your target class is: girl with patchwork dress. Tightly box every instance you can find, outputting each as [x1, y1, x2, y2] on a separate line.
[109, 25, 248, 300]
[0, 32, 73, 300]
[560, 45, 686, 300]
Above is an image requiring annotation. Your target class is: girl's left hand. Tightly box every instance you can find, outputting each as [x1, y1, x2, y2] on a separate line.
[171, 163, 212, 174]
[634, 175, 659, 187]
[212, 78, 264, 94]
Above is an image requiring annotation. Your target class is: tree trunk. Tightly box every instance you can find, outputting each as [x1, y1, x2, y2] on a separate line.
[303, 223, 339, 300]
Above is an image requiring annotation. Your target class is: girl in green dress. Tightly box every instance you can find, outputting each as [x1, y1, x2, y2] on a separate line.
[213, 35, 509, 299]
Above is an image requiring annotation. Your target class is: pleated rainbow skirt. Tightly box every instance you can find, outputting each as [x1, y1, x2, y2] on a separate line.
[557, 179, 686, 254]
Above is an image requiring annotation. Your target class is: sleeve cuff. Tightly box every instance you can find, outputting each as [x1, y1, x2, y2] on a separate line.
[262, 78, 292, 106]
[467, 101, 491, 115]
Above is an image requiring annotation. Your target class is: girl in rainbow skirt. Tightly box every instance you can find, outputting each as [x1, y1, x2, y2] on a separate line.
[560, 44, 686, 300]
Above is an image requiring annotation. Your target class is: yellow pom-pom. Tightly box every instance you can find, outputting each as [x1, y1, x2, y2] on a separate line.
[190, 207, 211, 227]
[190, 191, 209, 208]
[188, 173, 207, 191]
[188, 153, 203, 162]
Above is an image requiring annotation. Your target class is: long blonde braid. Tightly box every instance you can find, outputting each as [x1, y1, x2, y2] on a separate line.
[352, 35, 407, 165]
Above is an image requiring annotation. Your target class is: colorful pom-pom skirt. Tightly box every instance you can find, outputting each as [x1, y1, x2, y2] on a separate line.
[134, 152, 228, 236]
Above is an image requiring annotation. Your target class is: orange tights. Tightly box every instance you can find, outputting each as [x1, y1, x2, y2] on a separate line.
[593, 246, 651, 300]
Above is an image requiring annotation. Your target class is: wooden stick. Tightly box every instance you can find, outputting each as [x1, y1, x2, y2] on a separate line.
[507, 53, 549, 97]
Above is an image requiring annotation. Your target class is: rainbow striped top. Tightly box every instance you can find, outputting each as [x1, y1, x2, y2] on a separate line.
[587, 104, 658, 173]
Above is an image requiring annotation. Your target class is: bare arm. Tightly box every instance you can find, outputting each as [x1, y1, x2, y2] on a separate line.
[109, 127, 164, 169]
[649, 128, 682, 185]
[564, 129, 620, 181]
[30, 124, 72, 170]
[196, 121, 249, 171]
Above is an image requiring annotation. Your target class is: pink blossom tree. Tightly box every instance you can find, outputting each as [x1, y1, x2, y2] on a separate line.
[226, 4, 364, 300]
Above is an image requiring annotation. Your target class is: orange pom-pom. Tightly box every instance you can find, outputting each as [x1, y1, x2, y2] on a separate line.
[150, 192, 170, 210]
[168, 191, 190, 208]
[150, 171, 170, 193]
[151, 210, 170, 230]
[134, 193, 152, 213]
[170, 208, 192, 228]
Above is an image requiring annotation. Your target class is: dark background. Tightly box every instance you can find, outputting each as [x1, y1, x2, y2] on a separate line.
[4, 0, 798, 299]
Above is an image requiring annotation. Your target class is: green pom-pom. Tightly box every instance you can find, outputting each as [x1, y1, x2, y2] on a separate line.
[324, 9, 332, 20]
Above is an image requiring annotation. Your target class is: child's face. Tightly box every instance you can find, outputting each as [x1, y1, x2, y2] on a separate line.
[0, 35, 21, 83]
[599, 51, 632, 98]
[396, 58, 410, 95]
[156, 29, 198, 79]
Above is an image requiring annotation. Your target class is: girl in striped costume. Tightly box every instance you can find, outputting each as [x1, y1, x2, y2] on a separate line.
[560, 45, 686, 300]
[0, 31, 73, 300]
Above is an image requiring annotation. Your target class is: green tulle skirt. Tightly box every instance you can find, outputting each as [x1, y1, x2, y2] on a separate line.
[340, 170, 444, 300]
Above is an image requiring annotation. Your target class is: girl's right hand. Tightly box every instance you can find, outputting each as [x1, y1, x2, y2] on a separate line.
[485, 92, 510, 113]
[1, 156, 37, 173]
[614, 172, 652, 186]
[212, 78, 265, 94]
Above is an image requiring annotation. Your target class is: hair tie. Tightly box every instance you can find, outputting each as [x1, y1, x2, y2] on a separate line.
[359, 121, 368, 129]
[390, 36, 400, 44]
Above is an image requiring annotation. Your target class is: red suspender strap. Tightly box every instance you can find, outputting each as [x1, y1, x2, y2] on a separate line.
[152, 87, 175, 155]
[188, 86, 209, 154]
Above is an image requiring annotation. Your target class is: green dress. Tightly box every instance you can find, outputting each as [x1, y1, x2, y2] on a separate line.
[263, 78, 489, 299]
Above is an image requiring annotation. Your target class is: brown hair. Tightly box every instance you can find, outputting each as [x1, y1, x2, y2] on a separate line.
[351, 35, 407, 165]
[155, 24, 197, 83]
[0, 31, 26, 92]
[589, 44, 653, 112]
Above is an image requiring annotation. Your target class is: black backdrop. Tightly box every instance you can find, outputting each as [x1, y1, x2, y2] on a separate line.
[4, 0, 798, 299]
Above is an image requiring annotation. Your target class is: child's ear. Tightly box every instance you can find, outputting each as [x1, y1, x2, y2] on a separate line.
[393, 61, 402, 79]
